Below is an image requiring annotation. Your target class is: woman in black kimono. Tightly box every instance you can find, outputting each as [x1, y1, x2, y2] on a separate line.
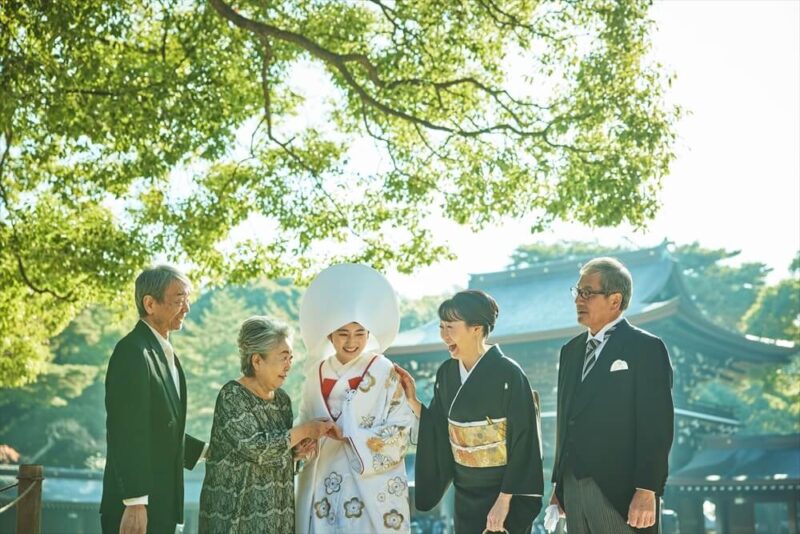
[395, 290, 543, 534]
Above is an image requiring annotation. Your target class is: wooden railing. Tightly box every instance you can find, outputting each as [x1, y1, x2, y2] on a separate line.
[0, 464, 43, 534]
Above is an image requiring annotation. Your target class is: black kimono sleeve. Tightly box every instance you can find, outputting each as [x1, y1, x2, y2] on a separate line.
[414, 366, 455, 511]
[501, 367, 544, 496]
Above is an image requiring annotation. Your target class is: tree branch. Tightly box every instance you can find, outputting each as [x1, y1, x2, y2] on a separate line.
[365, 0, 441, 72]
[208, 0, 552, 138]
[476, 0, 572, 44]
[0, 129, 10, 189]
[13, 253, 76, 301]
[254, 35, 356, 240]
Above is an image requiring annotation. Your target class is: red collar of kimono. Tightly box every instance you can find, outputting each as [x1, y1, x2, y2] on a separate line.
[318, 355, 379, 419]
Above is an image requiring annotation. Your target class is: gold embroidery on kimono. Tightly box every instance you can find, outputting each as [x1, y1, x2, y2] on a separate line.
[384, 369, 398, 390]
[389, 380, 404, 407]
[447, 417, 507, 468]
[368, 437, 385, 452]
[359, 372, 377, 392]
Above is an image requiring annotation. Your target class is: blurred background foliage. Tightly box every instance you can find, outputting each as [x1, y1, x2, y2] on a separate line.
[0, 240, 796, 468]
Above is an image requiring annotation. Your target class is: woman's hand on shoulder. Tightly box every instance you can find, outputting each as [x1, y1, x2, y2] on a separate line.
[393, 364, 422, 417]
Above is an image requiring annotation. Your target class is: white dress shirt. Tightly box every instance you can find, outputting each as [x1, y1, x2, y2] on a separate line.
[586, 315, 625, 362]
[142, 320, 180, 398]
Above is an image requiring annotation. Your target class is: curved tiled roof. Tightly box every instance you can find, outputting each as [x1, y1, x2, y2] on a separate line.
[393, 244, 674, 349]
[389, 243, 795, 362]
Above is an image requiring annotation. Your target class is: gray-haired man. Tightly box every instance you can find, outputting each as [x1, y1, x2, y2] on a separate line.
[100, 265, 206, 534]
[550, 257, 674, 534]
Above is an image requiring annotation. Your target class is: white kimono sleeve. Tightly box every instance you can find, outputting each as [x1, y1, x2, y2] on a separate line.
[341, 377, 416, 477]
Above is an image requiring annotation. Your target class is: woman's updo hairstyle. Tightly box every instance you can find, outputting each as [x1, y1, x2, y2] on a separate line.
[437, 289, 499, 338]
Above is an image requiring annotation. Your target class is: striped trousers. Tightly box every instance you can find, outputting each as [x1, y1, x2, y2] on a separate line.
[562, 469, 638, 534]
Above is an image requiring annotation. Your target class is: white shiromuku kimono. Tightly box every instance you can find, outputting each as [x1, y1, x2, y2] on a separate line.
[295, 352, 415, 533]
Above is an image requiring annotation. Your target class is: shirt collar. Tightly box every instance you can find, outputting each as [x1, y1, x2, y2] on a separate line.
[141, 319, 174, 360]
[587, 315, 624, 342]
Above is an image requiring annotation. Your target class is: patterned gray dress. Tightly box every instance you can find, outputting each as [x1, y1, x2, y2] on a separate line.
[198, 380, 294, 534]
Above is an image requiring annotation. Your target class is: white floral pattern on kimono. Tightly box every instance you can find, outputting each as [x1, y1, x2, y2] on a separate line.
[295, 353, 415, 533]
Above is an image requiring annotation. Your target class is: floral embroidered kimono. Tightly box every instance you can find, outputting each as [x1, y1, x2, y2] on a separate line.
[295, 352, 415, 534]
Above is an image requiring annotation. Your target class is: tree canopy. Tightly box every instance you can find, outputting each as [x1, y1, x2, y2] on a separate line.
[0, 0, 678, 386]
[741, 252, 800, 343]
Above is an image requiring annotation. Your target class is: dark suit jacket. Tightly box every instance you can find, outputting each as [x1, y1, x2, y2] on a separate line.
[100, 320, 205, 529]
[552, 318, 674, 533]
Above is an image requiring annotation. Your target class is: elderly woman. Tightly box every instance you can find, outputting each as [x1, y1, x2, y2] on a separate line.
[396, 290, 544, 534]
[198, 316, 337, 534]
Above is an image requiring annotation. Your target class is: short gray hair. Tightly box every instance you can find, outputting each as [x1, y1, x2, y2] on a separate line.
[580, 257, 633, 311]
[135, 265, 192, 318]
[238, 316, 292, 377]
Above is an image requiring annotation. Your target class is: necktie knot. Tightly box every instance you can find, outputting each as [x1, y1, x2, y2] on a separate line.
[581, 326, 616, 382]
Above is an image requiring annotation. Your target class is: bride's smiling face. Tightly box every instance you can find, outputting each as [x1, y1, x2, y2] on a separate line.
[328, 322, 368, 363]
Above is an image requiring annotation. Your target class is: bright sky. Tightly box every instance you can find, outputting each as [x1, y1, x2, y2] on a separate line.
[387, 0, 800, 298]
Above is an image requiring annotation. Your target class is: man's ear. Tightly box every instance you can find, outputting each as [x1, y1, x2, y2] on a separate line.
[142, 295, 155, 315]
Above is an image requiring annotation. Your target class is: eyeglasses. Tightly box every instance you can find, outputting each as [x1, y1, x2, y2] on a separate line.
[170, 295, 191, 307]
[570, 286, 609, 300]
[264, 353, 293, 366]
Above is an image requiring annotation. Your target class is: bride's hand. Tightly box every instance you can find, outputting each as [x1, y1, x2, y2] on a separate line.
[325, 423, 345, 441]
[293, 438, 317, 460]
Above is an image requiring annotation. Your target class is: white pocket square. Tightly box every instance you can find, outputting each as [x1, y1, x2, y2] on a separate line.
[610, 359, 629, 372]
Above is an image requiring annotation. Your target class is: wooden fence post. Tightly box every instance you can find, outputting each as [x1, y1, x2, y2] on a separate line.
[16, 464, 43, 534]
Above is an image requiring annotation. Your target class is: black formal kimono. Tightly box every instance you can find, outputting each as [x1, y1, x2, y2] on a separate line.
[415, 345, 544, 534]
[100, 320, 205, 533]
[552, 318, 674, 534]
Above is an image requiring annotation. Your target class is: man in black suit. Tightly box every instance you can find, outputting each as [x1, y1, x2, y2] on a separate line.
[101, 265, 206, 534]
[550, 257, 674, 534]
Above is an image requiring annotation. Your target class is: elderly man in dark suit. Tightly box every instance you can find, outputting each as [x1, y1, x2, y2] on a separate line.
[101, 265, 206, 534]
[550, 257, 674, 534]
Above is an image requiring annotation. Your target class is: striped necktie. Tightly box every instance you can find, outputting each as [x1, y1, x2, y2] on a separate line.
[581, 327, 615, 382]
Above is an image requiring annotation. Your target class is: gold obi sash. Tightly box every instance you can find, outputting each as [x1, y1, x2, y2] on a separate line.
[447, 417, 507, 468]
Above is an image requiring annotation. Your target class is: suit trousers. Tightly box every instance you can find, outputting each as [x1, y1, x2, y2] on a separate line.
[563, 469, 637, 534]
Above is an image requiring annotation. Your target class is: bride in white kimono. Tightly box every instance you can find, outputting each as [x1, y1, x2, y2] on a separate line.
[295, 264, 415, 534]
